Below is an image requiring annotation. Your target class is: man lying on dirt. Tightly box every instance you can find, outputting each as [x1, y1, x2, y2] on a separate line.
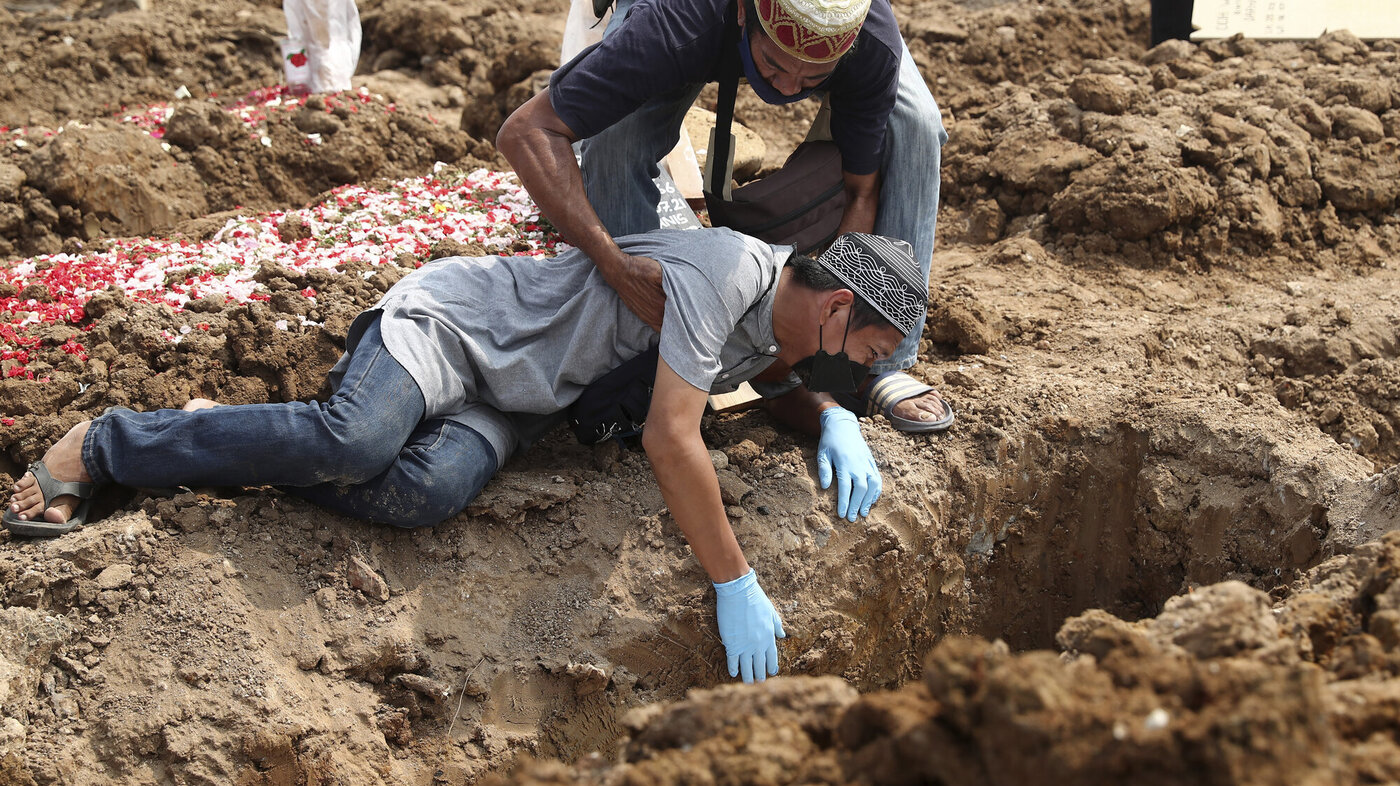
[497, 0, 953, 435]
[6, 230, 927, 684]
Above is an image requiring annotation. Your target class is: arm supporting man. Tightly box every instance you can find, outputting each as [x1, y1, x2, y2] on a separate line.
[759, 375, 840, 435]
[643, 358, 749, 582]
[497, 90, 668, 330]
[643, 357, 785, 682]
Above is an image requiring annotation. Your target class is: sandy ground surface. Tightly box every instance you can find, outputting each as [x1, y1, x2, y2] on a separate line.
[1, 0, 1399, 782]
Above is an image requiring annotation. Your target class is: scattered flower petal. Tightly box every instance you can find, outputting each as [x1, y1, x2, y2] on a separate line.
[0, 147, 562, 383]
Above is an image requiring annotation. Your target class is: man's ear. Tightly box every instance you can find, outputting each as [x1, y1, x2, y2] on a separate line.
[818, 289, 855, 326]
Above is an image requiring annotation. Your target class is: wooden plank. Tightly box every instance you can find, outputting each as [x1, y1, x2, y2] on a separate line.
[707, 382, 764, 413]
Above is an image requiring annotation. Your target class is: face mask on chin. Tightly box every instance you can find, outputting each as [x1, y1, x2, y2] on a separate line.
[791, 315, 870, 394]
[738, 24, 819, 106]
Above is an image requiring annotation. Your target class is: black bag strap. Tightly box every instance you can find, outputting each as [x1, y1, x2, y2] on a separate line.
[704, 0, 742, 200]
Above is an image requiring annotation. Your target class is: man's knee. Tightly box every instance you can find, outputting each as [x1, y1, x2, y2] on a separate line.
[374, 485, 476, 529]
[372, 425, 498, 527]
[379, 504, 458, 529]
[889, 94, 944, 145]
[889, 58, 945, 145]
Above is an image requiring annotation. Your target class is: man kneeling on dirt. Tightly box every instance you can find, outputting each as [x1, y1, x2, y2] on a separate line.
[6, 230, 926, 683]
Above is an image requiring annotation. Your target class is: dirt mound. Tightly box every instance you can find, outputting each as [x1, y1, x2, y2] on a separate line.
[509, 543, 1394, 778]
[0, 0, 559, 130]
[931, 26, 1400, 472]
[2, 88, 490, 259]
[0, 0, 538, 259]
[940, 31, 1400, 263]
[0, 0, 285, 128]
[508, 532, 1400, 785]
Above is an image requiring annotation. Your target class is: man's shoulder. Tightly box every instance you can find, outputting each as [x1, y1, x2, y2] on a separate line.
[599, 0, 727, 54]
[619, 227, 768, 263]
[624, 228, 781, 306]
[852, 0, 903, 63]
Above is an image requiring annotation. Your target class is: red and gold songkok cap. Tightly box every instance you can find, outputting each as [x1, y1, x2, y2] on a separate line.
[754, 0, 872, 64]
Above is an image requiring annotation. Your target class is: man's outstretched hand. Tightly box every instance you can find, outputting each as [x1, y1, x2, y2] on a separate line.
[816, 407, 883, 522]
[598, 252, 666, 332]
[714, 569, 786, 683]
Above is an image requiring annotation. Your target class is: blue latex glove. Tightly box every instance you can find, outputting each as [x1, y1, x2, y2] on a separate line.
[713, 569, 786, 683]
[817, 407, 882, 521]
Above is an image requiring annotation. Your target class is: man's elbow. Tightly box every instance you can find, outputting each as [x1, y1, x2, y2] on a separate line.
[641, 422, 669, 463]
[498, 90, 572, 164]
[642, 418, 691, 465]
[496, 111, 523, 165]
[497, 93, 542, 162]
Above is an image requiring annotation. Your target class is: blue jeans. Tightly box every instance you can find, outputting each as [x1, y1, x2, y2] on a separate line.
[81, 317, 499, 528]
[584, 0, 946, 372]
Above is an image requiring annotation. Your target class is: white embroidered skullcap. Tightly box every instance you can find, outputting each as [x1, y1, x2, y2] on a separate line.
[755, 0, 872, 63]
[815, 233, 927, 336]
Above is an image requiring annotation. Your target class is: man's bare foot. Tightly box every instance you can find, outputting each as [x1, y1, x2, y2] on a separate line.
[888, 389, 949, 424]
[183, 398, 219, 412]
[7, 421, 93, 524]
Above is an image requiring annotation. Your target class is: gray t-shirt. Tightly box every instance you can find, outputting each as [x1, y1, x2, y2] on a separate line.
[331, 228, 797, 467]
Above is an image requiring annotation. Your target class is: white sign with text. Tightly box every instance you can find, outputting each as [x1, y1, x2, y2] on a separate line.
[1192, 0, 1400, 40]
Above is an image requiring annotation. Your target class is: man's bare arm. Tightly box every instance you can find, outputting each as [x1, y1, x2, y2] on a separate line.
[646, 359, 786, 682]
[497, 90, 667, 330]
[836, 169, 879, 236]
[761, 386, 842, 435]
[642, 358, 749, 583]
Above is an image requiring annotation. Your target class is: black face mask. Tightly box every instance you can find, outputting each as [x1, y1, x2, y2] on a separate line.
[791, 317, 870, 394]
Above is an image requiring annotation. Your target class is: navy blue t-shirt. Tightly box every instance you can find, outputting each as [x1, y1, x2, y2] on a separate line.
[549, 0, 903, 176]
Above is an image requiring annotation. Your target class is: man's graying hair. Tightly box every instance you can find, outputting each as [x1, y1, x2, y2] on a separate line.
[787, 254, 892, 332]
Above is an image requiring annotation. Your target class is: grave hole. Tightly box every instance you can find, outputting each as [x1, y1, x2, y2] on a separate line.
[942, 420, 1328, 651]
[472, 410, 1343, 771]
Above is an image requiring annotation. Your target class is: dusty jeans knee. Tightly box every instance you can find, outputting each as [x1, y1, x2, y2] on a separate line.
[287, 417, 499, 528]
